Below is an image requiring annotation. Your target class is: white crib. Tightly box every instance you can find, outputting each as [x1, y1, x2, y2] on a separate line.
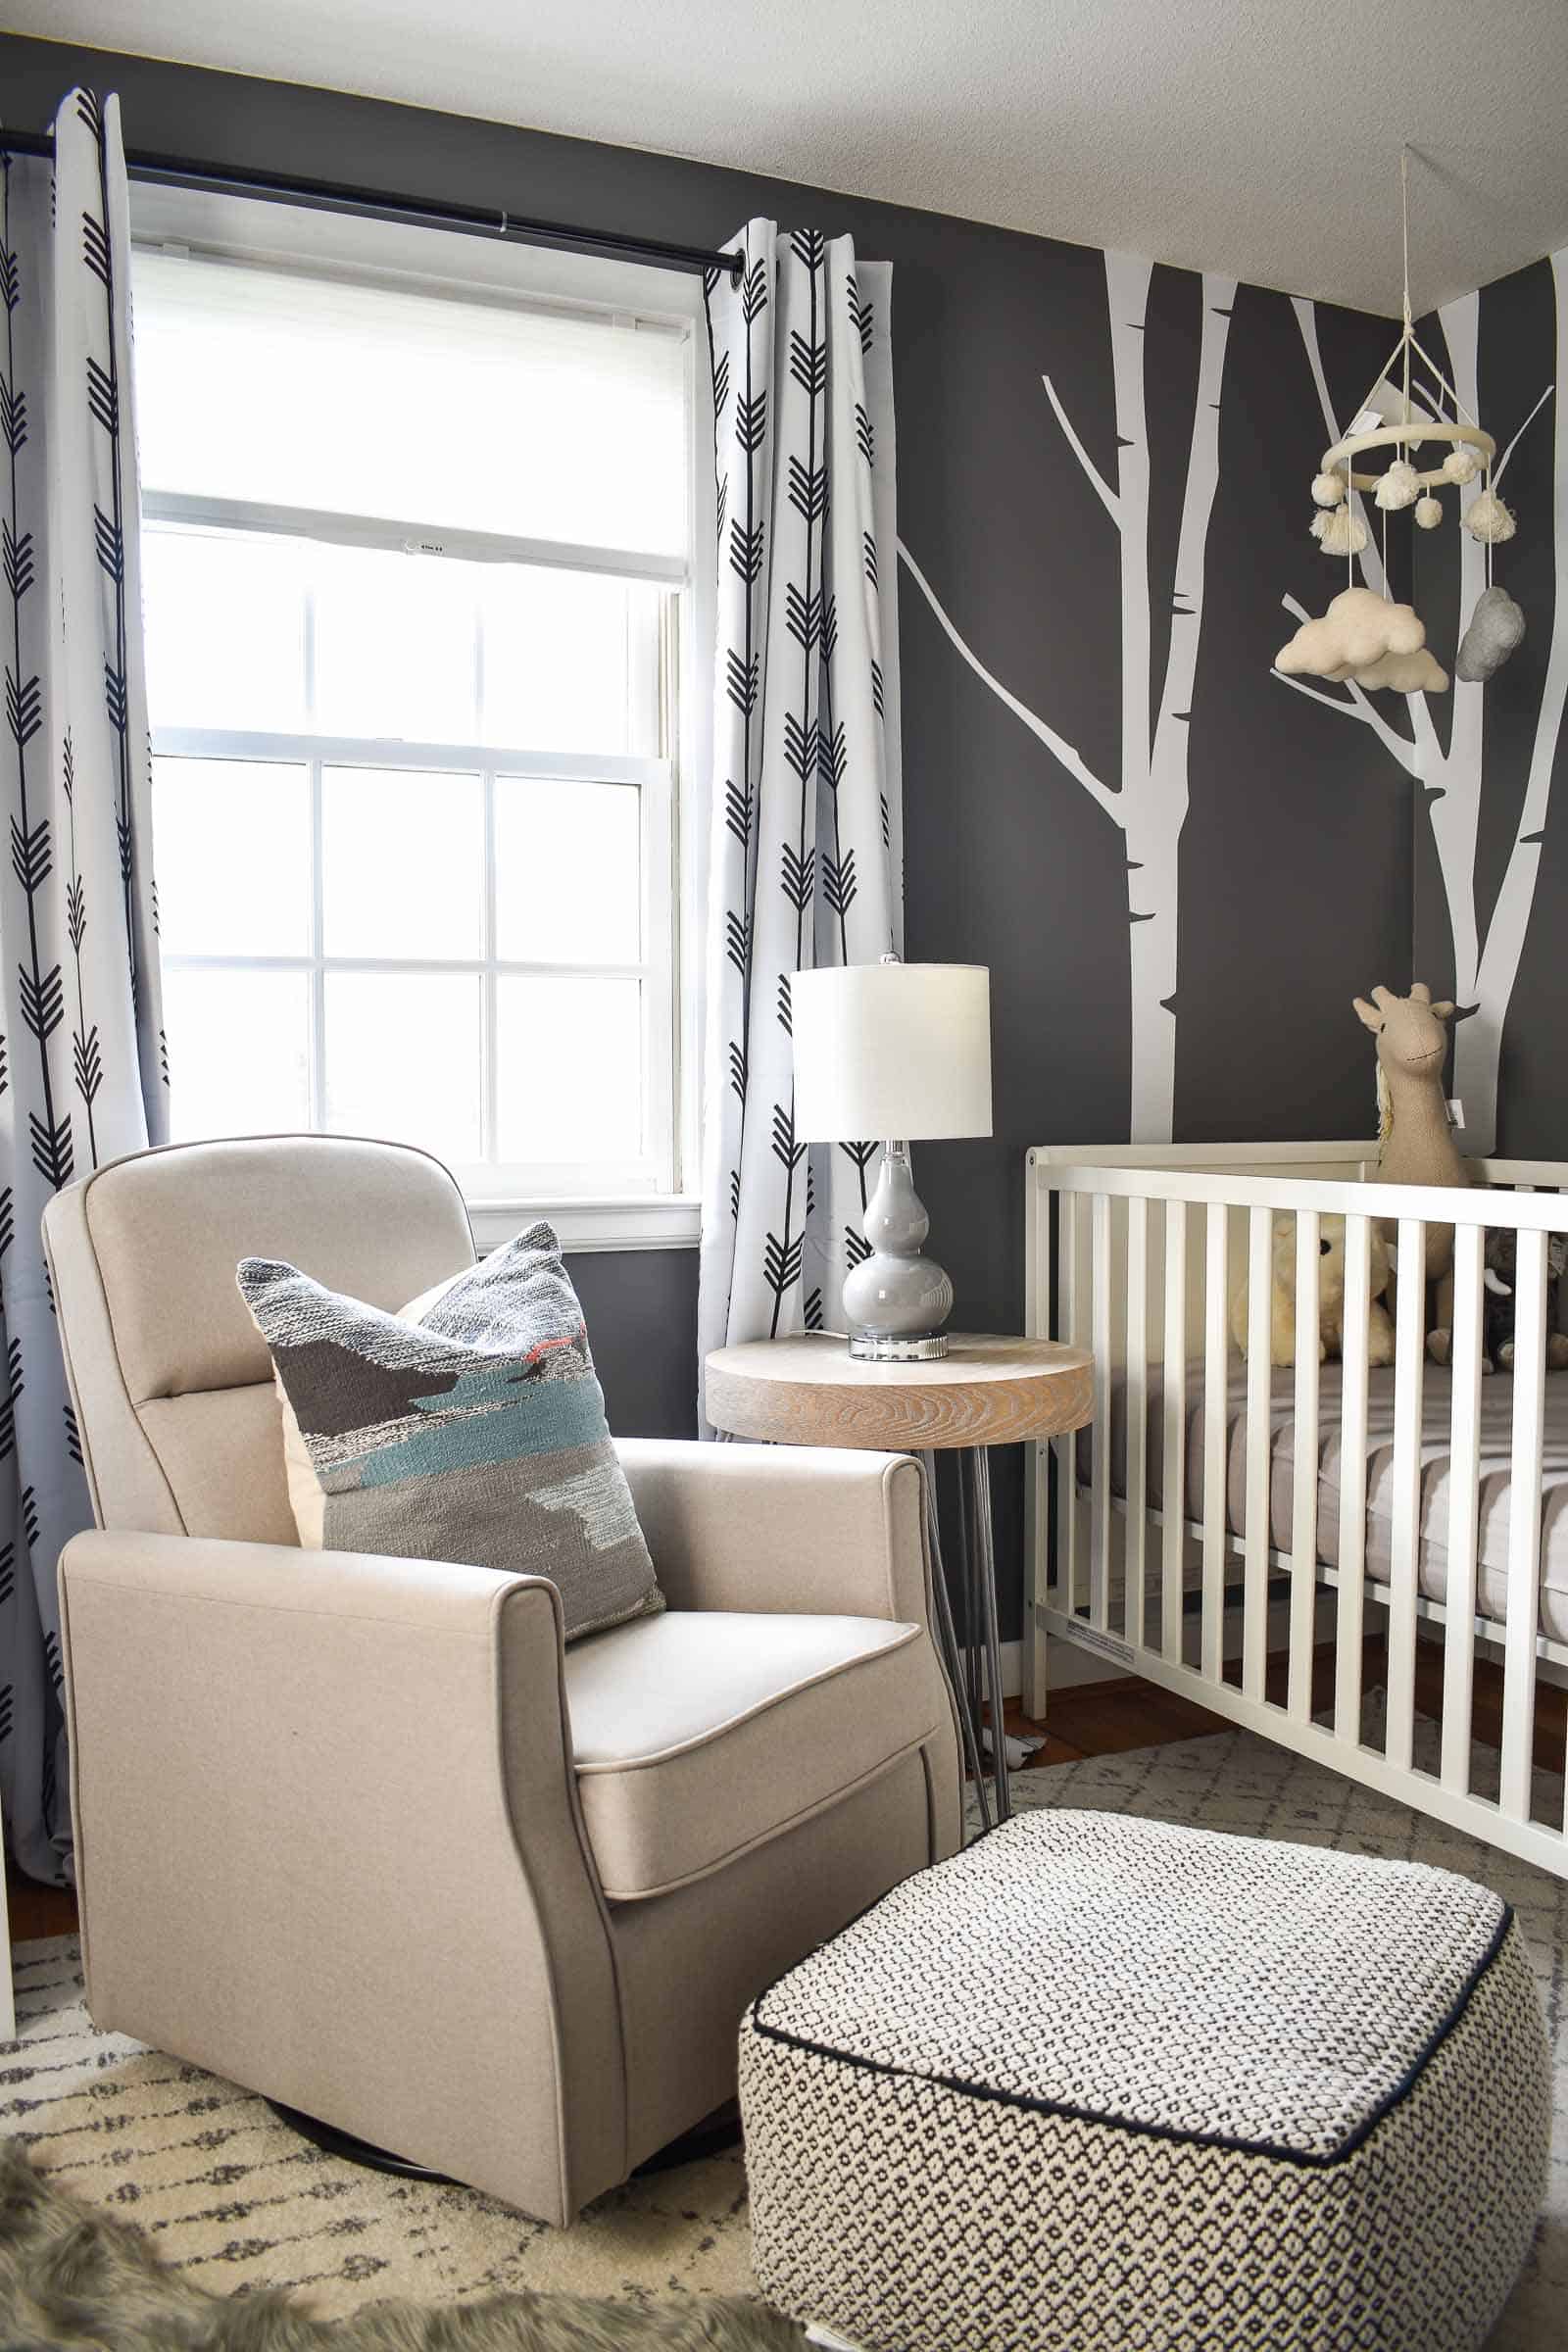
[1025, 1142, 1568, 1880]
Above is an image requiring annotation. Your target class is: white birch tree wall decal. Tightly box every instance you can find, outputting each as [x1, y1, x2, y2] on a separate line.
[900, 254, 1236, 1143]
[1274, 268, 1563, 1156]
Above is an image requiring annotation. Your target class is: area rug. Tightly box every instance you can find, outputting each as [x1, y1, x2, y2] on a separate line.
[2, 1724, 1562, 2348]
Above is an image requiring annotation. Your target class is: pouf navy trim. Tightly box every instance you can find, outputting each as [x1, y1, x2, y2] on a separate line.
[748, 1899, 1514, 2172]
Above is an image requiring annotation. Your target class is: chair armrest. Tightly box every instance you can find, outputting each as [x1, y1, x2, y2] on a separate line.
[57, 1530, 623, 2222]
[614, 1438, 929, 1624]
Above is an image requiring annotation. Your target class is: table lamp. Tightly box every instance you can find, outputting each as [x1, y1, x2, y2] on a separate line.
[791, 958, 992, 1360]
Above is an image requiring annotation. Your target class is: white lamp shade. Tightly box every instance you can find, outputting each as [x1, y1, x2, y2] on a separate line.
[791, 963, 993, 1143]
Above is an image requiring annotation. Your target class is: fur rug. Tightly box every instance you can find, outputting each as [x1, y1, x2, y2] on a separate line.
[0, 2145, 803, 2351]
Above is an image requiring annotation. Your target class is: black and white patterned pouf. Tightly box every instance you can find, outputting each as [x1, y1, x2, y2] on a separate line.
[738, 1809, 1549, 2352]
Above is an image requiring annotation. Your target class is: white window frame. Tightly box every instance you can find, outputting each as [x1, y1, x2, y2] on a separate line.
[131, 186, 715, 1252]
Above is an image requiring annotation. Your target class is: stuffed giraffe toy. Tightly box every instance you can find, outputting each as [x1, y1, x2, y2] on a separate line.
[1353, 982, 1473, 1362]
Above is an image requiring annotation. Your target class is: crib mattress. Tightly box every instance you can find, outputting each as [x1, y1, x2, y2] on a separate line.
[1078, 1360, 1568, 1646]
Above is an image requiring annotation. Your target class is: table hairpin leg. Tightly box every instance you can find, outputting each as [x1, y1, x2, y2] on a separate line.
[967, 1492, 986, 1754]
[952, 1453, 977, 1731]
[967, 1446, 1011, 1822]
[919, 1450, 992, 1837]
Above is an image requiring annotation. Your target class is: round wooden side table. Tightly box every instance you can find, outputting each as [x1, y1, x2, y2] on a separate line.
[704, 1333, 1094, 1827]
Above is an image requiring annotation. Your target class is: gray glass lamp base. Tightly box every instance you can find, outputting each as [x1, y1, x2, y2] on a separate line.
[841, 1143, 955, 1359]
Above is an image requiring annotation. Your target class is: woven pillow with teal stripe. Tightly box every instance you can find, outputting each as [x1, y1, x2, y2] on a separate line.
[238, 1221, 662, 1641]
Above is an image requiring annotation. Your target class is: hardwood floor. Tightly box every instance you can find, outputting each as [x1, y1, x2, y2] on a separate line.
[7, 1866, 77, 1943]
[997, 1678, 1232, 1767]
[986, 1635, 1568, 1782]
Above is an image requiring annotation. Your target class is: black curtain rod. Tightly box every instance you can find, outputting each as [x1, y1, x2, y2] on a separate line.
[0, 125, 745, 284]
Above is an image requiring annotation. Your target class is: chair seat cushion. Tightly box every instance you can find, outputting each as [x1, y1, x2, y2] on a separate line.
[565, 1610, 936, 1898]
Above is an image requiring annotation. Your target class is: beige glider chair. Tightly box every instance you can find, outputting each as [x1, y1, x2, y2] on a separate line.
[43, 1136, 962, 2223]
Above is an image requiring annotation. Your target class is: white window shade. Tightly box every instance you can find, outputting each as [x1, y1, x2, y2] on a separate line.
[133, 251, 689, 560]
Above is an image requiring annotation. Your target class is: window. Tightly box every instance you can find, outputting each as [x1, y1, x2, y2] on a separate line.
[133, 236, 699, 1222]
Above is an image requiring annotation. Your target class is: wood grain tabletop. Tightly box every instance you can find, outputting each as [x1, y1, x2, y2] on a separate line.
[705, 1332, 1095, 1451]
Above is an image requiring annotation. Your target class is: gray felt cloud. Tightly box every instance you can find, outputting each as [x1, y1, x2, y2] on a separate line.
[1454, 586, 1526, 683]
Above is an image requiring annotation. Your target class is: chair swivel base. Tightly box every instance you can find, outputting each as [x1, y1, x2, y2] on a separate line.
[266, 2095, 743, 2185]
[266, 2099, 454, 2181]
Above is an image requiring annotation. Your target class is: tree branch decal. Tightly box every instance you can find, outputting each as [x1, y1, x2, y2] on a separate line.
[900, 257, 1236, 1141]
[1040, 370, 1120, 525]
[897, 537, 1117, 818]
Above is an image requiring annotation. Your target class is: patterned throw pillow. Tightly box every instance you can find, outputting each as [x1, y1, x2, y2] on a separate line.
[237, 1223, 662, 1642]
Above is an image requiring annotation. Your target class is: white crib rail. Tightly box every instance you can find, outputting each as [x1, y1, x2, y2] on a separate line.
[1443, 1223, 1487, 1791]
[1160, 1200, 1187, 1666]
[1335, 1212, 1372, 1742]
[1025, 1147, 1568, 1882]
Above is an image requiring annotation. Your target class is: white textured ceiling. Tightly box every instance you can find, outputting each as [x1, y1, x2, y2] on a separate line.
[13, 0, 1568, 315]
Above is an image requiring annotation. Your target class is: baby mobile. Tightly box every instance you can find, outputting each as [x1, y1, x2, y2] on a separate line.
[1276, 148, 1525, 694]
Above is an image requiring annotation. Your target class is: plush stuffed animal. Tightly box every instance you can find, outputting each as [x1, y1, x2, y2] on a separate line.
[1482, 1229, 1568, 1373]
[1231, 1212, 1395, 1367]
[1354, 982, 1474, 1362]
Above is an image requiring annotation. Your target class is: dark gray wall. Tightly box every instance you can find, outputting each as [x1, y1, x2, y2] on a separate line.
[565, 1249, 699, 1439]
[0, 35, 1410, 1634]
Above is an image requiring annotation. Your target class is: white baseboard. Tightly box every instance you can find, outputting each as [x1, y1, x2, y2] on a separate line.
[995, 1636, 1119, 1702]
[1038, 1633, 1140, 1690]
[992, 1631, 1138, 1696]
[982, 1633, 1149, 1709]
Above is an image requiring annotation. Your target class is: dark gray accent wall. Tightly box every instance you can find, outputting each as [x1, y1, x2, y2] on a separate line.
[0, 34, 1411, 1637]
[565, 1249, 699, 1440]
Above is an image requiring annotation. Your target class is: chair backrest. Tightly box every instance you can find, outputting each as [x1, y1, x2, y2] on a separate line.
[43, 1135, 475, 1544]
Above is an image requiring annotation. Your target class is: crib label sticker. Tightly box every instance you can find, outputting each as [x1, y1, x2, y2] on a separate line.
[1040, 1608, 1135, 1669]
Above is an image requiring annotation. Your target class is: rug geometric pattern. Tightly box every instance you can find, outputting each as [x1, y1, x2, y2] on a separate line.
[1, 1939, 754, 2316]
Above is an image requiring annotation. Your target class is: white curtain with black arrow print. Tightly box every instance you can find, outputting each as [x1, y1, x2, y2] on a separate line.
[697, 223, 903, 1413]
[0, 91, 167, 1880]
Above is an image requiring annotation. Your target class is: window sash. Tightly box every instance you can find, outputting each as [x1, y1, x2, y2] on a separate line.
[142, 489, 689, 587]
[128, 186, 713, 1241]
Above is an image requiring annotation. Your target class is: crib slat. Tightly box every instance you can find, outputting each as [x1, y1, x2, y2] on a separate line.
[1335, 1213, 1373, 1741]
[1289, 1209, 1321, 1722]
[1162, 1200, 1188, 1663]
[1025, 1166, 1051, 1718]
[1125, 1196, 1150, 1647]
[1091, 1194, 1112, 1632]
[1057, 1193, 1082, 1618]
[1500, 1227, 1547, 1824]
[1201, 1201, 1229, 1682]
[1441, 1223, 1486, 1793]
[1243, 1206, 1274, 1702]
[1385, 1218, 1428, 1774]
